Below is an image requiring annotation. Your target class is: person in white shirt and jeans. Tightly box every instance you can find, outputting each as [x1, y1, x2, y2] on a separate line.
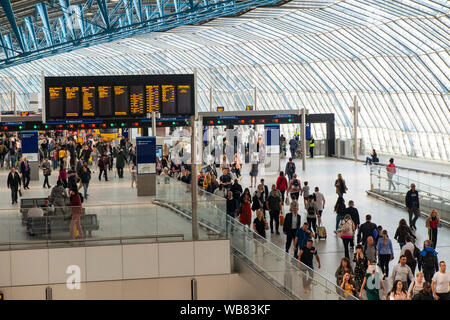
[432, 261, 450, 300]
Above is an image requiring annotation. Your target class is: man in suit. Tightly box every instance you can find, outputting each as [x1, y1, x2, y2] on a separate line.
[7, 166, 21, 205]
[283, 201, 301, 256]
[20, 156, 31, 189]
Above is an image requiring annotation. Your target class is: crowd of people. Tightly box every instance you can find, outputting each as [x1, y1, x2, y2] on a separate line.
[2, 131, 138, 239]
[170, 142, 448, 300]
[2, 130, 448, 299]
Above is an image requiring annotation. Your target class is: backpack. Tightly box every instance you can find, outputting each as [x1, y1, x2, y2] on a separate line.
[422, 251, 436, 270]
[293, 179, 299, 187]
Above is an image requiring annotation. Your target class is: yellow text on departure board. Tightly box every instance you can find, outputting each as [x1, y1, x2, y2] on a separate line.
[66, 87, 79, 99]
[82, 86, 95, 115]
[114, 86, 126, 96]
[49, 87, 63, 100]
[146, 85, 160, 113]
[130, 88, 144, 114]
[99, 86, 111, 99]
[162, 85, 175, 103]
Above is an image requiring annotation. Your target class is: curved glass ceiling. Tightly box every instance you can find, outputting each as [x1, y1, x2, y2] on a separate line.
[0, 0, 449, 160]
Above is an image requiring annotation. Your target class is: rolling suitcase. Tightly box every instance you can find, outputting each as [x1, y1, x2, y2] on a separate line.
[317, 225, 327, 239]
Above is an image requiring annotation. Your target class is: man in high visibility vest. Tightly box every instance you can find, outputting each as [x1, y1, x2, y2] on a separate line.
[309, 136, 315, 158]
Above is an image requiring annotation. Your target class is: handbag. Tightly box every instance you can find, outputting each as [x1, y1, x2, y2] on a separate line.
[264, 219, 269, 230]
[279, 215, 285, 226]
[285, 195, 290, 206]
[18, 188, 22, 197]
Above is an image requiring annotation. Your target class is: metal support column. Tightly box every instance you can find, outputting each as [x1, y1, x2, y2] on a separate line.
[152, 111, 157, 136]
[352, 96, 359, 162]
[191, 115, 199, 240]
[302, 108, 306, 171]
[209, 87, 213, 112]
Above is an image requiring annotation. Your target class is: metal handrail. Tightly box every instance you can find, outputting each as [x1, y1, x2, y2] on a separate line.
[0, 234, 185, 247]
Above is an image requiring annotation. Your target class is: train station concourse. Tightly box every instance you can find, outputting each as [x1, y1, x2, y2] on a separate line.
[0, 0, 448, 304]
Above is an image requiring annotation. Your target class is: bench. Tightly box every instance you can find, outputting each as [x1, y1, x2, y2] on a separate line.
[21, 198, 99, 238]
[27, 214, 100, 238]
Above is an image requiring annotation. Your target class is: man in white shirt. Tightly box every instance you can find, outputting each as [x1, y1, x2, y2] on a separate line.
[432, 261, 450, 300]
[314, 187, 325, 226]
[27, 205, 44, 218]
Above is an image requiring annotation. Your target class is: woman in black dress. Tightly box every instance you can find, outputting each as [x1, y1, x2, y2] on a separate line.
[353, 244, 368, 292]
[253, 209, 268, 256]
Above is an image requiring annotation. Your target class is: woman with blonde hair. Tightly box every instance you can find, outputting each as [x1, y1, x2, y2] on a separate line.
[203, 171, 211, 190]
[407, 271, 424, 299]
[425, 209, 440, 249]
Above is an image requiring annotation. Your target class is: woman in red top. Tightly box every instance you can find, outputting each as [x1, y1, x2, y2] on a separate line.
[240, 195, 252, 227]
[276, 171, 289, 203]
[69, 188, 83, 239]
[386, 158, 396, 191]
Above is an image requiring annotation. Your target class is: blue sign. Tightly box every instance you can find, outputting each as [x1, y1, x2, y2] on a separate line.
[136, 136, 156, 174]
[306, 123, 311, 141]
[202, 126, 208, 146]
[21, 131, 39, 162]
[45, 119, 103, 124]
[264, 124, 280, 153]
[273, 114, 295, 119]
[21, 131, 39, 154]
[122, 128, 129, 139]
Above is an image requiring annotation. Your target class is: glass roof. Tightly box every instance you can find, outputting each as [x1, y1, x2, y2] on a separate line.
[0, 0, 449, 160]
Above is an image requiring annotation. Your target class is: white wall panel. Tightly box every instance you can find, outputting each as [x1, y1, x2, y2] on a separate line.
[158, 241, 194, 277]
[0, 251, 11, 287]
[85, 245, 123, 282]
[194, 240, 230, 276]
[122, 243, 159, 280]
[10, 249, 49, 286]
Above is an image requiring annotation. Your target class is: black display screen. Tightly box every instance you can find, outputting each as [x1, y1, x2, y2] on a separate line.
[82, 86, 96, 117]
[48, 87, 64, 119]
[45, 74, 194, 120]
[65, 87, 80, 117]
[161, 85, 176, 114]
[114, 86, 128, 116]
[98, 86, 112, 117]
[130, 86, 144, 116]
[177, 85, 192, 115]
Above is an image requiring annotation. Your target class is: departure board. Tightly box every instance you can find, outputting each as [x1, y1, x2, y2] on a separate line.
[161, 85, 176, 114]
[177, 85, 191, 115]
[48, 87, 64, 119]
[65, 87, 80, 117]
[114, 86, 128, 116]
[82, 86, 96, 116]
[146, 85, 160, 113]
[45, 74, 194, 120]
[130, 86, 144, 116]
[98, 86, 112, 117]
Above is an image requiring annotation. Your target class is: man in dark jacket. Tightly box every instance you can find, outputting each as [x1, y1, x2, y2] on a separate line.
[7, 166, 21, 204]
[285, 158, 296, 181]
[116, 148, 127, 178]
[412, 282, 433, 300]
[405, 184, 420, 230]
[357, 214, 378, 246]
[418, 240, 439, 283]
[344, 200, 360, 250]
[266, 187, 282, 234]
[79, 162, 91, 200]
[20, 157, 31, 189]
[283, 201, 301, 256]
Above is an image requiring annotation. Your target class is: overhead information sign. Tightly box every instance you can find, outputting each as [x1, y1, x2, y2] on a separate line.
[45, 74, 195, 121]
